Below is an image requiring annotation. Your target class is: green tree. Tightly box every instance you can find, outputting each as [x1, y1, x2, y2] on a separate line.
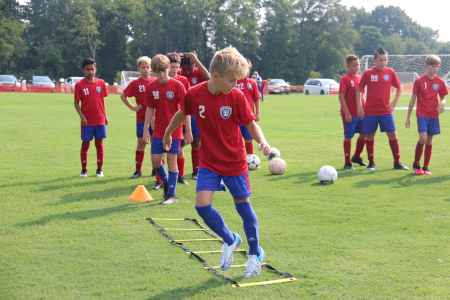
[384, 35, 406, 55]
[354, 26, 384, 57]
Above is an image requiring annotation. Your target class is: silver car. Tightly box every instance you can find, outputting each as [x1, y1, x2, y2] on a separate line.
[303, 78, 340, 95]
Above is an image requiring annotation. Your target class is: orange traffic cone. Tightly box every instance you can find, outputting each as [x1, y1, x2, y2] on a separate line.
[128, 185, 154, 202]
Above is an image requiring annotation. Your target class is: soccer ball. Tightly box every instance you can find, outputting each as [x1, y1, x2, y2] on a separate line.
[247, 154, 260, 170]
[268, 158, 286, 175]
[317, 165, 338, 184]
[266, 147, 281, 160]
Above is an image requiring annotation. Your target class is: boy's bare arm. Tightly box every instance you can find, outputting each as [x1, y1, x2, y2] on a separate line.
[388, 84, 403, 110]
[120, 92, 142, 112]
[184, 115, 193, 145]
[339, 92, 352, 123]
[437, 97, 446, 114]
[142, 107, 155, 144]
[355, 86, 364, 119]
[188, 51, 210, 80]
[74, 99, 88, 126]
[405, 94, 417, 128]
[163, 110, 188, 150]
[246, 121, 271, 156]
[254, 97, 261, 122]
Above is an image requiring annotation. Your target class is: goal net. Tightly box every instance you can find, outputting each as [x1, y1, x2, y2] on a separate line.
[359, 54, 450, 93]
[119, 71, 155, 93]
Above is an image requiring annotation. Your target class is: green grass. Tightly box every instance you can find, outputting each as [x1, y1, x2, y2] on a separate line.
[1, 91, 450, 299]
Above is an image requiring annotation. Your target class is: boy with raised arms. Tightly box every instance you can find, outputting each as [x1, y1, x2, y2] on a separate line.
[163, 46, 271, 277]
[236, 58, 261, 155]
[356, 48, 409, 171]
[405, 55, 447, 175]
[120, 56, 156, 178]
[74, 58, 108, 178]
[339, 54, 367, 169]
[178, 51, 210, 180]
[143, 55, 187, 205]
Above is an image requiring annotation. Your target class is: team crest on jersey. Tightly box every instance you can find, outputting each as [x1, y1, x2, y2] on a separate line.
[383, 75, 389, 81]
[220, 106, 232, 120]
[433, 84, 439, 91]
[192, 78, 198, 85]
[166, 91, 174, 100]
[247, 83, 252, 89]
[96, 86, 101, 93]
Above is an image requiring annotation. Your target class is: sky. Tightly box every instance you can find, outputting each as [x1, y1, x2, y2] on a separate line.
[339, 0, 450, 42]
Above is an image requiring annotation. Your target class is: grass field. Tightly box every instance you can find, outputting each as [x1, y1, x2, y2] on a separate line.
[1, 91, 450, 299]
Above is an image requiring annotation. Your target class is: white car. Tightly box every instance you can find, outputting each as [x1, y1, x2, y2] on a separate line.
[62, 76, 84, 93]
[303, 78, 340, 95]
[445, 79, 450, 88]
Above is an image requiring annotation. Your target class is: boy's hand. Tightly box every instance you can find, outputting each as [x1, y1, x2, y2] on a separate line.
[184, 130, 193, 145]
[188, 51, 198, 62]
[357, 107, 364, 119]
[255, 113, 260, 122]
[437, 102, 445, 114]
[345, 113, 352, 123]
[132, 104, 142, 112]
[387, 103, 396, 111]
[258, 142, 271, 157]
[80, 116, 88, 126]
[163, 134, 172, 151]
[105, 116, 109, 125]
[143, 131, 151, 144]
[405, 118, 411, 128]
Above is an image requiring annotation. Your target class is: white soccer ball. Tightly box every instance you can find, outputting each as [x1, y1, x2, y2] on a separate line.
[268, 157, 286, 175]
[317, 165, 338, 184]
[247, 154, 260, 170]
[266, 147, 281, 160]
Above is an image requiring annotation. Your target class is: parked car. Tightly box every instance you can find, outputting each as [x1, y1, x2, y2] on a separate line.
[303, 78, 340, 95]
[267, 79, 290, 94]
[61, 76, 83, 93]
[0, 75, 20, 92]
[28, 76, 56, 92]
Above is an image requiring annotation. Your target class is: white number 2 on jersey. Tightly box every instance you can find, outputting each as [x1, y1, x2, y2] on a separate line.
[152, 91, 159, 99]
[199, 105, 205, 118]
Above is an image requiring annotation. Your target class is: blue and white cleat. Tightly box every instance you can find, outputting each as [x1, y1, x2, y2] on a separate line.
[244, 247, 266, 277]
[220, 232, 242, 270]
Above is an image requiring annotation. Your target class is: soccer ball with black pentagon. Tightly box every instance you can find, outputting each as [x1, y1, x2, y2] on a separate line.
[246, 154, 260, 170]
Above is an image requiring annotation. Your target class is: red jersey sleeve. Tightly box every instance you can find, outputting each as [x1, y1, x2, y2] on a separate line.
[235, 89, 256, 126]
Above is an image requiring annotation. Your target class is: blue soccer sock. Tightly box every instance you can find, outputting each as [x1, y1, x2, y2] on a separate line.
[168, 171, 178, 195]
[235, 201, 260, 256]
[195, 204, 234, 245]
[155, 164, 168, 184]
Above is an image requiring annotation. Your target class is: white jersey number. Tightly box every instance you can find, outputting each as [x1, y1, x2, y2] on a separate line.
[199, 105, 205, 118]
[424, 82, 427, 89]
[139, 85, 145, 92]
[152, 91, 159, 99]
[237, 83, 244, 90]
[83, 88, 89, 95]
[371, 75, 378, 82]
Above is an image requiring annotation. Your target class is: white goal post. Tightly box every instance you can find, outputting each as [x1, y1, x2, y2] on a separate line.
[119, 71, 156, 93]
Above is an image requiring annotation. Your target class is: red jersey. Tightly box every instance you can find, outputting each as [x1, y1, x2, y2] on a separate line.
[339, 72, 364, 117]
[178, 67, 206, 87]
[145, 78, 186, 140]
[75, 78, 108, 126]
[261, 80, 267, 90]
[359, 67, 401, 116]
[413, 74, 448, 118]
[175, 74, 190, 91]
[236, 78, 261, 114]
[123, 77, 156, 123]
[181, 82, 255, 176]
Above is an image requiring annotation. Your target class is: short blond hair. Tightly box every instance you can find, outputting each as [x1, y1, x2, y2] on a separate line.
[210, 46, 248, 79]
[137, 56, 151, 67]
[425, 55, 441, 66]
[151, 54, 170, 73]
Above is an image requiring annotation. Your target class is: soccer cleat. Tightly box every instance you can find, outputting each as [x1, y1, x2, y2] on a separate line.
[413, 163, 424, 175]
[367, 162, 376, 171]
[178, 176, 189, 185]
[96, 169, 104, 178]
[244, 247, 266, 278]
[220, 232, 242, 271]
[130, 171, 142, 178]
[351, 156, 368, 166]
[159, 194, 178, 205]
[192, 172, 198, 180]
[151, 181, 164, 190]
[80, 169, 88, 178]
[344, 163, 355, 170]
[394, 161, 409, 170]
[422, 167, 432, 175]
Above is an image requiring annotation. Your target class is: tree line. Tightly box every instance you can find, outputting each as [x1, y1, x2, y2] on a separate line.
[1, 0, 449, 85]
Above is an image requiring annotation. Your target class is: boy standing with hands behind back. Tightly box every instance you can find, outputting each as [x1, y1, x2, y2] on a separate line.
[356, 48, 409, 171]
[405, 55, 447, 175]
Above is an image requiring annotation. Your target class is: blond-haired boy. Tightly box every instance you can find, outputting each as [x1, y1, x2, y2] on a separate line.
[120, 56, 156, 178]
[163, 47, 271, 277]
[405, 55, 447, 175]
[142, 55, 186, 205]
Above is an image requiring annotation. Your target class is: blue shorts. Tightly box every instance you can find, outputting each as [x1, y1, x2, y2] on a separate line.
[239, 123, 253, 140]
[362, 114, 396, 134]
[191, 115, 200, 138]
[196, 167, 251, 200]
[151, 137, 181, 154]
[81, 125, 107, 141]
[342, 117, 364, 139]
[417, 116, 440, 135]
[136, 122, 153, 138]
